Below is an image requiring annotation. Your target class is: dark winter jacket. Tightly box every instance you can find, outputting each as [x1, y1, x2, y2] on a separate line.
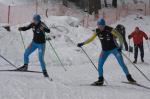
[19, 21, 50, 44]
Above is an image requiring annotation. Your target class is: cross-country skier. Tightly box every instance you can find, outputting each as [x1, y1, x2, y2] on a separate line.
[77, 18, 136, 86]
[128, 27, 148, 63]
[115, 24, 128, 51]
[17, 14, 50, 77]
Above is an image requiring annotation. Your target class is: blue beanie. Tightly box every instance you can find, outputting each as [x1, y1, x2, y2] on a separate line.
[97, 18, 106, 26]
[33, 14, 41, 22]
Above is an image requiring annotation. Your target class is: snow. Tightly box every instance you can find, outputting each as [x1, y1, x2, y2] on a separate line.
[0, 5, 150, 99]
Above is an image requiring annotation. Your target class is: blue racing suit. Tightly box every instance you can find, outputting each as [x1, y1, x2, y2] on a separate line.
[19, 21, 50, 71]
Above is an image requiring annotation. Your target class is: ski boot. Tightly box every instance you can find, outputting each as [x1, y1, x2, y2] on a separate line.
[91, 76, 104, 86]
[133, 59, 137, 64]
[17, 64, 28, 71]
[43, 70, 49, 77]
[126, 74, 136, 83]
[141, 58, 144, 63]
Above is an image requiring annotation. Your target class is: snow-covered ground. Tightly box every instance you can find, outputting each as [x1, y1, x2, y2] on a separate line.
[0, 14, 150, 99]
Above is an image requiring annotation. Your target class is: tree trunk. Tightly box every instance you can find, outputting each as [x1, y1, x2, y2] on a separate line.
[112, 0, 117, 8]
[104, 0, 108, 7]
[63, 0, 68, 7]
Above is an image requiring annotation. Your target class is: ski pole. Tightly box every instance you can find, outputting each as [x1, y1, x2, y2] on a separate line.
[0, 54, 18, 69]
[81, 47, 98, 71]
[80, 47, 108, 85]
[122, 52, 150, 82]
[48, 40, 67, 71]
[128, 39, 131, 58]
[19, 31, 26, 49]
[146, 40, 150, 51]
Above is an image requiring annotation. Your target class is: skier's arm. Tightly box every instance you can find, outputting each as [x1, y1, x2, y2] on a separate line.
[142, 31, 148, 40]
[41, 23, 50, 33]
[111, 29, 124, 46]
[19, 23, 32, 31]
[128, 32, 134, 39]
[83, 33, 97, 45]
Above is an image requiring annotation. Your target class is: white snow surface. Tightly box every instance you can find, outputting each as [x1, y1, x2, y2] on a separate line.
[0, 14, 150, 99]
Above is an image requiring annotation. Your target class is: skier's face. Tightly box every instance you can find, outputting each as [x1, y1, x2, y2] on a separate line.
[135, 28, 140, 33]
[98, 25, 105, 31]
[33, 19, 39, 25]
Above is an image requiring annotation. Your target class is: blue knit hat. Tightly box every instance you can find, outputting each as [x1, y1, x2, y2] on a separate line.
[33, 14, 41, 22]
[97, 18, 106, 26]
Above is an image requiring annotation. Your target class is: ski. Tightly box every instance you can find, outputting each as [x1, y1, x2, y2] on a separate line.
[122, 81, 150, 90]
[0, 69, 43, 73]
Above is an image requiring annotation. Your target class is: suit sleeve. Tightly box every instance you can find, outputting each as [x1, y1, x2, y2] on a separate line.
[83, 33, 97, 45]
[20, 23, 32, 31]
[41, 23, 50, 33]
[142, 31, 148, 39]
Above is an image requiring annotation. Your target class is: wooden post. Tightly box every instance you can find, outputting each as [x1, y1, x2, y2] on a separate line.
[8, 5, 10, 24]
[145, 3, 146, 16]
[36, 0, 38, 14]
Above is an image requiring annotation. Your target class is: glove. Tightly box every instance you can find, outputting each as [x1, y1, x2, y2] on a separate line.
[145, 37, 148, 40]
[77, 43, 84, 47]
[46, 37, 52, 41]
[128, 35, 131, 39]
[18, 27, 22, 31]
[118, 48, 122, 52]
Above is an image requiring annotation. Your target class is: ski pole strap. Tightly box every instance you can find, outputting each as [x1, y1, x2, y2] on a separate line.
[48, 41, 67, 71]
[122, 52, 150, 82]
[0, 54, 18, 69]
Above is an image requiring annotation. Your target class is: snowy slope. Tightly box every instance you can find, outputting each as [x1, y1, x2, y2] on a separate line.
[0, 14, 150, 99]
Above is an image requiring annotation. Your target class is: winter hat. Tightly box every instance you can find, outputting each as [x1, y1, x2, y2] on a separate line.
[135, 27, 139, 30]
[33, 14, 41, 22]
[97, 18, 106, 26]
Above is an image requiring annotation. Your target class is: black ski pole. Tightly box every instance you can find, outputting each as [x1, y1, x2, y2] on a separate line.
[81, 47, 98, 71]
[19, 31, 26, 49]
[80, 47, 108, 85]
[122, 52, 150, 82]
[48, 40, 67, 71]
[0, 54, 18, 69]
[146, 40, 150, 51]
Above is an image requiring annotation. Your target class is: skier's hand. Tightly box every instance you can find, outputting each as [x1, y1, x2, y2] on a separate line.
[128, 35, 131, 39]
[118, 48, 122, 52]
[46, 37, 52, 41]
[18, 27, 22, 31]
[77, 43, 84, 47]
[145, 37, 148, 40]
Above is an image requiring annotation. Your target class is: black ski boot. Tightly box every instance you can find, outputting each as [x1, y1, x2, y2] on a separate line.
[126, 74, 136, 83]
[141, 58, 144, 62]
[17, 64, 28, 71]
[43, 70, 49, 77]
[91, 76, 104, 86]
[133, 59, 137, 64]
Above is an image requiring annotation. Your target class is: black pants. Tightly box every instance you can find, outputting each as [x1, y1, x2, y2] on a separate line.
[134, 43, 144, 60]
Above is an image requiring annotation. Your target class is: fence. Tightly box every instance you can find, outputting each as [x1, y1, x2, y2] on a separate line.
[0, 2, 150, 27]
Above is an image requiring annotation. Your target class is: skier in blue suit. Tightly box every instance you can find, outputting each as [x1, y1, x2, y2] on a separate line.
[18, 14, 50, 77]
[77, 18, 136, 85]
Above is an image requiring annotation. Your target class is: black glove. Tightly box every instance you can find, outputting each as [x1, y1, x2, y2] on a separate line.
[18, 27, 23, 31]
[77, 43, 84, 47]
[46, 37, 52, 41]
[128, 35, 131, 39]
[118, 48, 122, 52]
